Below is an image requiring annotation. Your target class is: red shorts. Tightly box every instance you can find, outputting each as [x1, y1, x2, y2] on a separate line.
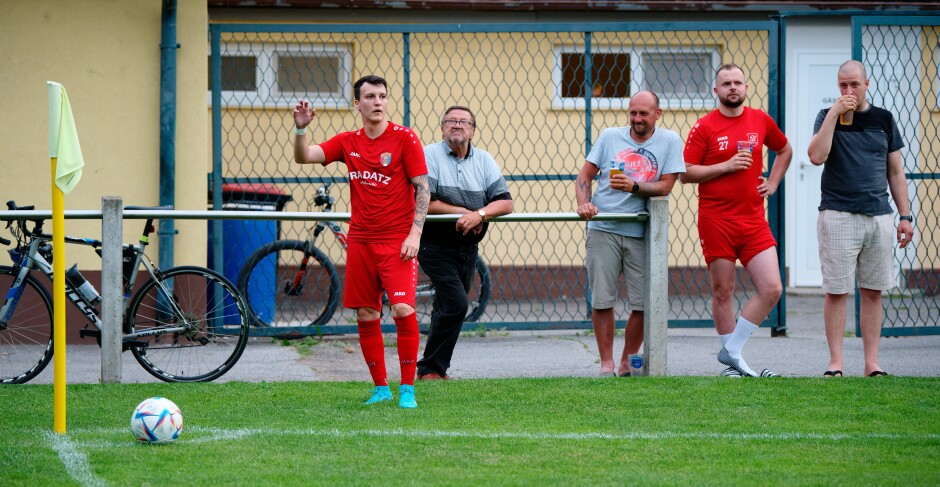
[343, 240, 418, 310]
[698, 217, 777, 267]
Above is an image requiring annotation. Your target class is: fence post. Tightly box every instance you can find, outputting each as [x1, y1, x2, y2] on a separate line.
[100, 196, 123, 383]
[643, 197, 669, 376]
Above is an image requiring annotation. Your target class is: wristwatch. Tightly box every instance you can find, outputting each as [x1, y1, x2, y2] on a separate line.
[899, 215, 913, 223]
[477, 209, 487, 221]
[630, 181, 640, 193]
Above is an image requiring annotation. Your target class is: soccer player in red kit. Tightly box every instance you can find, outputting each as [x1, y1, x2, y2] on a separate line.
[293, 75, 429, 408]
[681, 64, 793, 378]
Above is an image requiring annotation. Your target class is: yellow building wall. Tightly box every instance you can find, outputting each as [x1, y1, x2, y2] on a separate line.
[0, 0, 208, 269]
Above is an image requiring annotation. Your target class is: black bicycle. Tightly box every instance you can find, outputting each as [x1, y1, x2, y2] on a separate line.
[236, 183, 491, 328]
[0, 201, 249, 384]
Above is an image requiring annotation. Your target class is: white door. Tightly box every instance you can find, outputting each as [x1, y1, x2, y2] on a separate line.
[789, 50, 849, 286]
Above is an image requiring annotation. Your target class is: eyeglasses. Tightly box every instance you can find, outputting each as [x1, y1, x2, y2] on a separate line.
[443, 119, 474, 127]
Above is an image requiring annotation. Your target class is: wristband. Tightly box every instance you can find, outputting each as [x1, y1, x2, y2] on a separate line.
[294, 126, 306, 136]
[899, 215, 913, 223]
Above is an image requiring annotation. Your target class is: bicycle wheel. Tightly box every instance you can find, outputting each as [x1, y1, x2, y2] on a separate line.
[466, 256, 491, 322]
[126, 266, 249, 382]
[237, 240, 340, 327]
[413, 255, 491, 325]
[0, 266, 54, 384]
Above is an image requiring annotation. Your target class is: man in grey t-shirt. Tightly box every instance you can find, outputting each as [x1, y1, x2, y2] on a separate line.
[575, 90, 685, 377]
[808, 60, 914, 378]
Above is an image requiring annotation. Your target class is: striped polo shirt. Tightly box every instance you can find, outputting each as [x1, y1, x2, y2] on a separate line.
[422, 140, 512, 247]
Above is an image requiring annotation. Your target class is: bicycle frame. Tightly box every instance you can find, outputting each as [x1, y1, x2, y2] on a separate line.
[0, 223, 193, 343]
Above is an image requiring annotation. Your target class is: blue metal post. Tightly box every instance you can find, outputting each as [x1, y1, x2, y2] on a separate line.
[159, 0, 178, 271]
[210, 25, 224, 276]
[403, 32, 411, 127]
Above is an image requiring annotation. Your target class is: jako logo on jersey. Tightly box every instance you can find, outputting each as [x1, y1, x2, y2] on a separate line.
[380, 152, 392, 166]
[349, 170, 392, 185]
[349, 152, 361, 158]
[394, 291, 406, 297]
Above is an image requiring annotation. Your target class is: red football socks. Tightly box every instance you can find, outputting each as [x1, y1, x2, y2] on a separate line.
[394, 313, 419, 386]
[357, 318, 387, 387]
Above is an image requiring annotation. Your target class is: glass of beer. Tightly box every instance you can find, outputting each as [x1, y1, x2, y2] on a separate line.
[839, 109, 854, 125]
[737, 141, 753, 155]
[609, 160, 623, 177]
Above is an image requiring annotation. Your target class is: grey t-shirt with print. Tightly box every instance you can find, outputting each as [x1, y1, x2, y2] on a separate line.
[585, 126, 685, 237]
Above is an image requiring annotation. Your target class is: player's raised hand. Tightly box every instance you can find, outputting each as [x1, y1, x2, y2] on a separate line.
[293, 100, 316, 129]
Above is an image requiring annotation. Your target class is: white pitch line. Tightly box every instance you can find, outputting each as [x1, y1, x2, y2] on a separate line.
[186, 427, 940, 442]
[43, 431, 107, 487]
[43, 426, 940, 486]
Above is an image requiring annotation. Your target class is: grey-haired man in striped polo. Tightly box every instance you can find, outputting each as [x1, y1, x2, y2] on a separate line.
[416, 106, 514, 380]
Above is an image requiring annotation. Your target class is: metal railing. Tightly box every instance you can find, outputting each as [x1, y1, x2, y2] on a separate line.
[0, 196, 670, 376]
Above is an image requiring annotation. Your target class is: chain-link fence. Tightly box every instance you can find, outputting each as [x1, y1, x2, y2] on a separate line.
[857, 17, 940, 336]
[207, 21, 826, 335]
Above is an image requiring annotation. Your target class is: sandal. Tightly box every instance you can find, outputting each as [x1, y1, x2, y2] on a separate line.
[822, 370, 843, 377]
[868, 370, 889, 377]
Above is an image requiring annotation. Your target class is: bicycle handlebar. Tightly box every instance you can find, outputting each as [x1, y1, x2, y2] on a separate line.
[5, 200, 44, 236]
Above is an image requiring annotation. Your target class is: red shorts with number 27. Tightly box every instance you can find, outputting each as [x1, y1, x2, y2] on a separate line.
[698, 216, 777, 267]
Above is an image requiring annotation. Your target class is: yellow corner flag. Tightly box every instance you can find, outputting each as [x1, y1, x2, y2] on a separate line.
[47, 81, 85, 434]
[48, 81, 84, 195]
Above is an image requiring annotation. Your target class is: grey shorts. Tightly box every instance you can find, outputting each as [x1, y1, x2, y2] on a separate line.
[817, 210, 896, 294]
[585, 229, 645, 310]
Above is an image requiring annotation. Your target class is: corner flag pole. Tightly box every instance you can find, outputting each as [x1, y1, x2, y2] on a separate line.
[51, 159, 66, 434]
[48, 81, 85, 434]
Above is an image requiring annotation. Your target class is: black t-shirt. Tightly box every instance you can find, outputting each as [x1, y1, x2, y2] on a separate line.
[813, 104, 904, 216]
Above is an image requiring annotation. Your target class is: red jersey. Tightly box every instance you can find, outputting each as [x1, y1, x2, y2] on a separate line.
[683, 107, 788, 220]
[320, 121, 427, 242]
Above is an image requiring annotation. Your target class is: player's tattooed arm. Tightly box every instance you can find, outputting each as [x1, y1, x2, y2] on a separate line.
[399, 174, 429, 261]
[411, 174, 429, 231]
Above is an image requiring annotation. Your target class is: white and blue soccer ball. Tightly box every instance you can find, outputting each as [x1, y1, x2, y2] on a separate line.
[130, 397, 183, 444]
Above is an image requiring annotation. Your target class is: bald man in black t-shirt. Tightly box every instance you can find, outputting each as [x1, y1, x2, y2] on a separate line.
[807, 60, 914, 378]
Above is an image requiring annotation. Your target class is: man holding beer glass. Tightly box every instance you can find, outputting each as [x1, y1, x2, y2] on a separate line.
[575, 91, 685, 377]
[807, 60, 913, 378]
[681, 63, 793, 378]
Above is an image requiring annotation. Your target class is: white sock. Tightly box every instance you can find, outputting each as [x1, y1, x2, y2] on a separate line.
[719, 334, 731, 347]
[726, 316, 758, 356]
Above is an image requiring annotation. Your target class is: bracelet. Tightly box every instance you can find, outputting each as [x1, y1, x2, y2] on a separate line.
[294, 126, 306, 136]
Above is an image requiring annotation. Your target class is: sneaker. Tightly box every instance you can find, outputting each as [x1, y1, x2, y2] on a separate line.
[398, 384, 417, 409]
[719, 366, 744, 378]
[760, 369, 781, 378]
[717, 347, 757, 377]
[364, 386, 392, 405]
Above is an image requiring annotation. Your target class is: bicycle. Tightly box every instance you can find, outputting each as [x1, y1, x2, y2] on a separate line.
[236, 182, 491, 328]
[0, 201, 249, 384]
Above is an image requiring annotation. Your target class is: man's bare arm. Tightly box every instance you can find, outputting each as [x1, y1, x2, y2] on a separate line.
[399, 174, 429, 261]
[411, 174, 430, 231]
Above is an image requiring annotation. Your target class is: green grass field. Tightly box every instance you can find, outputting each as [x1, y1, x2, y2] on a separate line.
[2, 377, 939, 486]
